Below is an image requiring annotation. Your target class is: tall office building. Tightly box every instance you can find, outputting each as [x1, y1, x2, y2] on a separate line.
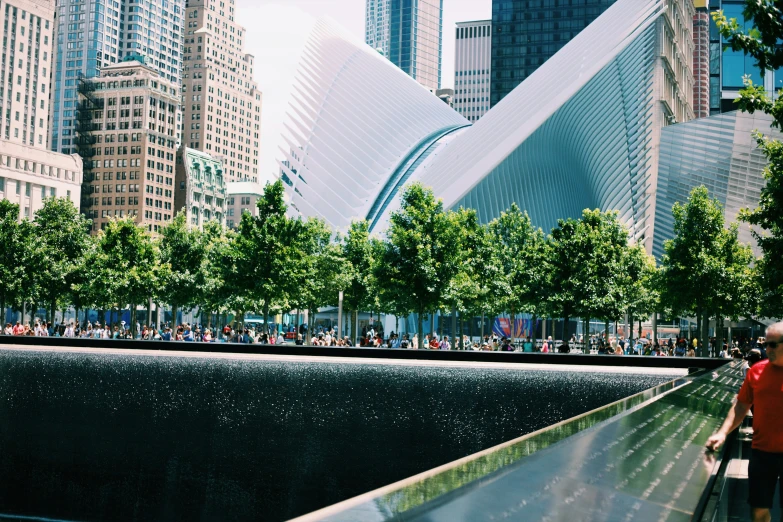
[49, 0, 185, 155]
[365, 0, 390, 57]
[181, 0, 262, 184]
[0, 0, 83, 217]
[454, 20, 491, 122]
[365, 0, 444, 91]
[1, 0, 55, 147]
[77, 60, 179, 234]
[708, 0, 782, 115]
[692, 0, 710, 118]
[490, 0, 617, 107]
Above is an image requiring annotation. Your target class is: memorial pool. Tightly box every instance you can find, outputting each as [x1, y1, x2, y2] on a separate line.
[0, 346, 685, 521]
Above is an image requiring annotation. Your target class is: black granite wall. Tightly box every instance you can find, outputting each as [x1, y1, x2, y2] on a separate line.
[0, 350, 679, 521]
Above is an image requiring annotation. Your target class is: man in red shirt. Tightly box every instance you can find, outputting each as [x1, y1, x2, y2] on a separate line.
[707, 322, 783, 522]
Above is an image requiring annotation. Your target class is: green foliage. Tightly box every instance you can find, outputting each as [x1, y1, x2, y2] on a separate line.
[659, 186, 727, 319]
[224, 180, 307, 321]
[32, 197, 92, 320]
[341, 220, 376, 314]
[0, 200, 36, 316]
[548, 209, 632, 338]
[293, 218, 353, 317]
[89, 218, 166, 311]
[714, 2, 783, 318]
[741, 133, 783, 317]
[376, 183, 462, 336]
[622, 244, 659, 320]
[488, 203, 548, 320]
[159, 211, 205, 313]
[445, 208, 507, 321]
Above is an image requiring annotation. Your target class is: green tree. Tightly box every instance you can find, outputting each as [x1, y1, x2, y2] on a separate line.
[0, 201, 34, 322]
[89, 218, 165, 334]
[659, 186, 726, 355]
[714, 5, 783, 317]
[225, 181, 305, 329]
[549, 209, 630, 345]
[198, 219, 232, 328]
[32, 197, 92, 323]
[621, 244, 659, 341]
[293, 218, 353, 335]
[489, 203, 549, 345]
[342, 220, 377, 345]
[159, 211, 204, 325]
[712, 223, 758, 347]
[376, 183, 461, 340]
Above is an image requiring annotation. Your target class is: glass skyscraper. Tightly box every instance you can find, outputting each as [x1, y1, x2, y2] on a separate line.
[709, 0, 782, 115]
[490, 0, 616, 107]
[365, 0, 443, 91]
[49, 0, 185, 154]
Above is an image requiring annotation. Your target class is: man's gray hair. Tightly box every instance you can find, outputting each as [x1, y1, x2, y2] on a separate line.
[766, 321, 783, 338]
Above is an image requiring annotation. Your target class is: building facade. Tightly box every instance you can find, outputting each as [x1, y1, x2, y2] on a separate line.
[281, 19, 468, 231]
[365, 0, 390, 58]
[181, 0, 262, 184]
[0, 139, 82, 219]
[226, 181, 263, 229]
[490, 0, 617, 108]
[174, 147, 225, 228]
[48, 0, 185, 155]
[708, 0, 782, 115]
[692, 0, 710, 118]
[283, 0, 697, 256]
[654, 110, 781, 258]
[365, 0, 443, 91]
[454, 20, 491, 122]
[77, 60, 179, 234]
[0, 0, 55, 148]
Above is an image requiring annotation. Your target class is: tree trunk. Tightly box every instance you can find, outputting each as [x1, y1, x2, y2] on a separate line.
[532, 314, 538, 350]
[583, 318, 588, 353]
[562, 315, 569, 343]
[695, 309, 702, 346]
[130, 305, 137, 338]
[717, 315, 725, 356]
[263, 301, 270, 336]
[629, 315, 634, 344]
[605, 319, 609, 343]
[437, 310, 442, 338]
[459, 313, 464, 350]
[702, 315, 710, 358]
[49, 299, 56, 325]
[451, 305, 457, 348]
[509, 305, 515, 347]
[417, 309, 424, 348]
[354, 310, 359, 346]
[171, 303, 178, 329]
[480, 312, 485, 340]
[1, 295, 6, 327]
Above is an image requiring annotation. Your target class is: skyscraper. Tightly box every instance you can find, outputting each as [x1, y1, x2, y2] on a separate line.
[454, 20, 491, 122]
[692, 0, 710, 118]
[1, 0, 55, 147]
[77, 60, 179, 234]
[181, 0, 262, 184]
[490, 0, 617, 107]
[365, 0, 443, 91]
[0, 0, 84, 218]
[48, 0, 185, 155]
[708, 0, 782, 115]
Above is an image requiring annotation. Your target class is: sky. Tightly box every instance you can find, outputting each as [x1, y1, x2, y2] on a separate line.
[237, 0, 492, 184]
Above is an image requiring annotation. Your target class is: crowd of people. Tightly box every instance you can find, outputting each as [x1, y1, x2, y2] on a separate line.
[1, 319, 771, 363]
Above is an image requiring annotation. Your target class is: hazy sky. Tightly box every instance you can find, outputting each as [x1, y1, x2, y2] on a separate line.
[236, 0, 492, 183]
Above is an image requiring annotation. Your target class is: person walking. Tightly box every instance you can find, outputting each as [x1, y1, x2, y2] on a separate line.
[706, 321, 783, 522]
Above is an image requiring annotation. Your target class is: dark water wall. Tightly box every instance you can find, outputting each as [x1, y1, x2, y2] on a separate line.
[0, 351, 679, 522]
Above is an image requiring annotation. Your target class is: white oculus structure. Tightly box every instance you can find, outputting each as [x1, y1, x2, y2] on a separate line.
[280, 0, 695, 253]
